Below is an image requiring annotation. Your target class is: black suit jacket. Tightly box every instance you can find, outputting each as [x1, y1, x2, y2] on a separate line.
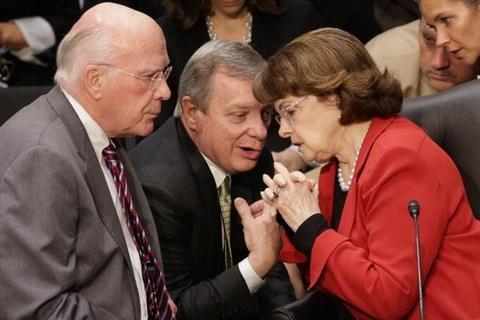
[156, 0, 322, 150]
[130, 118, 293, 320]
[308, 0, 381, 43]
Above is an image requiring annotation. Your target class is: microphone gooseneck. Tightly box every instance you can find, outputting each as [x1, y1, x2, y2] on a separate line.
[408, 200, 426, 320]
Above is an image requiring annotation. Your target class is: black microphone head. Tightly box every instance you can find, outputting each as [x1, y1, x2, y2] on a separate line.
[408, 200, 420, 218]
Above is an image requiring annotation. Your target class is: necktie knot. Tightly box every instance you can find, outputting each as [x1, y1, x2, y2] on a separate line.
[102, 143, 119, 163]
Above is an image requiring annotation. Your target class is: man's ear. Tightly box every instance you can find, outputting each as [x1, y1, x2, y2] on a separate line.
[82, 64, 106, 100]
[181, 96, 200, 130]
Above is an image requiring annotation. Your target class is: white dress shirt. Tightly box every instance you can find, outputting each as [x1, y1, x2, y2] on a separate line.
[201, 154, 265, 294]
[63, 90, 148, 320]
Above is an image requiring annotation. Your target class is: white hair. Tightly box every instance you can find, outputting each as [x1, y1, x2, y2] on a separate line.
[54, 25, 113, 86]
[174, 39, 265, 117]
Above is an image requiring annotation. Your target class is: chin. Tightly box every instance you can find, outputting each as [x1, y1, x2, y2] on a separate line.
[430, 81, 454, 92]
[231, 160, 257, 174]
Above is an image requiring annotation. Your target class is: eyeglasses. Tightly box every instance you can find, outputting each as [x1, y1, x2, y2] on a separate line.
[275, 95, 309, 125]
[101, 64, 172, 90]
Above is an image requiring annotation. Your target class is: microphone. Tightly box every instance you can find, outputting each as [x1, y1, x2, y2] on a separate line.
[408, 200, 426, 320]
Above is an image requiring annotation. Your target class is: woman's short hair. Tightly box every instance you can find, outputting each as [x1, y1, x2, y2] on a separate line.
[164, 0, 285, 29]
[253, 28, 403, 125]
[174, 39, 265, 116]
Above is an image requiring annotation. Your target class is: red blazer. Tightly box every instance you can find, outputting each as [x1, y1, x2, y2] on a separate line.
[280, 116, 480, 319]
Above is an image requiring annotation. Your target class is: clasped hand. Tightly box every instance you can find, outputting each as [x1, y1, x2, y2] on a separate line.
[261, 162, 320, 232]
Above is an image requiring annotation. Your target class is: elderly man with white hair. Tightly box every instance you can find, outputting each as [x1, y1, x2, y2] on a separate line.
[0, 3, 175, 319]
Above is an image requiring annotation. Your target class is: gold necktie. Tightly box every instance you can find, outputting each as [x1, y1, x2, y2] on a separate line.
[218, 176, 233, 268]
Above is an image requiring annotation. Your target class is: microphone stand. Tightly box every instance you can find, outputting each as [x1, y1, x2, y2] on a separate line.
[408, 200, 426, 320]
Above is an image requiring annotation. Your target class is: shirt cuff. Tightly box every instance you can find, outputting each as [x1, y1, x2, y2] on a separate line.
[238, 258, 265, 294]
[292, 213, 330, 256]
[13, 17, 55, 53]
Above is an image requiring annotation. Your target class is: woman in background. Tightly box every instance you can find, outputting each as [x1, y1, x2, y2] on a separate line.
[420, 0, 480, 68]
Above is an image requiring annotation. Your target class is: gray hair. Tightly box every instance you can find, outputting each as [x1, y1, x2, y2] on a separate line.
[54, 26, 113, 86]
[174, 39, 265, 117]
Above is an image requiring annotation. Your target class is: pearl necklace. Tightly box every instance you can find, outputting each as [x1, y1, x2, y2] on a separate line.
[337, 146, 361, 192]
[206, 12, 253, 45]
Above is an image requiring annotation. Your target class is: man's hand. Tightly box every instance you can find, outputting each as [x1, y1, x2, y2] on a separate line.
[234, 198, 281, 278]
[0, 22, 28, 49]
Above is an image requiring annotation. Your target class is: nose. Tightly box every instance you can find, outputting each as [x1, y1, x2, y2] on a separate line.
[152, 79, 171, 101]
[435, 28, 450, 48]
[248, 114, 268, 140]
[278, 119, 293, 139]
[431, 46, 450, 70]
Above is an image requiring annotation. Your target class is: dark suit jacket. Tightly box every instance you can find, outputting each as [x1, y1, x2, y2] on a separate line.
[156, 0, 322, 150]
[130, 117, 293, 320]
[0, 86, 164, 319]
[308, 0, 381, 43]
[0, 0, 80, 85]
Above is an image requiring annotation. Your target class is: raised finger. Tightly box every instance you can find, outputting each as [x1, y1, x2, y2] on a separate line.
[290, 171, 307, 183]
[274, 162, 294, 186]
[272, 173, 287, 187]
[234, 197, 253, 224]
[262, 173, 277, 190]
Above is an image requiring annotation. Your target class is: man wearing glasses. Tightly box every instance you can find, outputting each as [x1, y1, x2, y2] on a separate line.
[0, 3, 175, 319]
[129, 40, 295, 320]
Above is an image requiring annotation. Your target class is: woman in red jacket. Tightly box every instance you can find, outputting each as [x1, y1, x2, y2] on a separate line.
[254, 28, 480, 319]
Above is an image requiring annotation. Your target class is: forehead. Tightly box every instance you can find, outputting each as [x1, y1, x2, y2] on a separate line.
[421, 0, 465, 21]
[208, 71, 262, 110]
[117, 30, 169, 70]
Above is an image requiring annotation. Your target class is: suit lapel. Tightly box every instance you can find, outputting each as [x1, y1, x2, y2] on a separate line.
[119, 147, 163, 264]
[46, 87, 133, 272]
[176, 119, 224, 271]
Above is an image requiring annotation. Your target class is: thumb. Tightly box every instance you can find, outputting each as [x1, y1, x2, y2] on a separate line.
[234, 197, 252, 223]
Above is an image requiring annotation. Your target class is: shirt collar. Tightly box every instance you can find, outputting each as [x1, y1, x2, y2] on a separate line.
[62, 88, 110, 161]
[201, 153, 229, 189]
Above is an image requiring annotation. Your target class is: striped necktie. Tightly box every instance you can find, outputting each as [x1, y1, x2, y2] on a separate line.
[103, 143, 175, 320]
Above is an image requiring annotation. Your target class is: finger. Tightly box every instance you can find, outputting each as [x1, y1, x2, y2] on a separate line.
[250, 199, 264, 215]
[262, 173, 277, 190]
[307, 178, 316, 191]
[261, 191, 274, 205]
[264, 187, 276, 201]
[313, 183, 319, 199]
[290, 171, 306, 183]
[273, 173, 287, 187]
[234, 197, 253, 224]
[274, 161, 293, 185]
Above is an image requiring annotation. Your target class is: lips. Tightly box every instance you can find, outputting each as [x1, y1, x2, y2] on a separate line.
[428, 72, 452, 81]
[239, 146, 262, 160]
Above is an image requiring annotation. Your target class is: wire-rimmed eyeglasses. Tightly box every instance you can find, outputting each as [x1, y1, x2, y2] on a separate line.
[275, 95, 309, 125]
[101, 64, 172, 90]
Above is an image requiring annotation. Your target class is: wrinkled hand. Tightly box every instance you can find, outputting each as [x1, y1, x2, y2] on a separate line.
[261, 162, 320, 232]
[234, 198, 281, 278]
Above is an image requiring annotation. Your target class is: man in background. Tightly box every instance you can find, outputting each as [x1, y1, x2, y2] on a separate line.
[366, 19, 479, 97]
